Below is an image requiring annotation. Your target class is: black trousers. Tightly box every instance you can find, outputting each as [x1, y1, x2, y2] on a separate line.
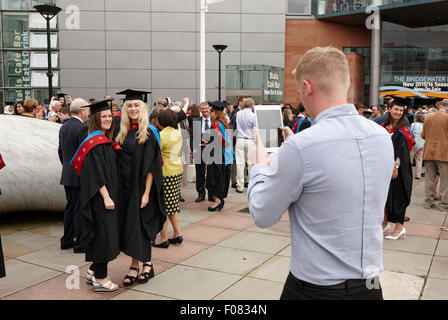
[208, 163, 231, 200]
[280, 272, 383, 300]
[90, 262, 108, 279]
[60, 186, 82, 250]
[195, 162, 212, 199]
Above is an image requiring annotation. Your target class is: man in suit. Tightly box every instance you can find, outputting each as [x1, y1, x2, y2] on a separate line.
[422, 99, 448, 211]
[58, 98, 90, 253]
[190, 102, 213, 202]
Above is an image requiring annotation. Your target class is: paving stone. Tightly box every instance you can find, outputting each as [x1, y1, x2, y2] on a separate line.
[248, 256, 290, 283]
[2, 272, 125, 300]
[0, 259, 61, 298]
[383, 250, 432, 277]
[246, 221, 290, 237]
[383, 236, 438, 255]
[435, 239, 448, 257]
[277, 245, 291, 257]
[133, 265, 241, 300]
[421, 277, 448, 300]
[2, 231, 60, 258]
[182, 246, 272, 276]
[16, 245, 89, 273]
[0, 227, 20, 236]
[405, 209, 446, 226]
[214, 277, 284, 300]
[27, 223, 65, 239]
[151, 240, 212, 264]
[178, 209, 211, 223]
[180, 224, 239, 246]
[217, 231, 290, 254]
[112, 290, 174, 300]
[403, 222, 441, 239]
[380, 271, 425, 300]
[197, 213, 254, 231]
[428, 256, 448, 280]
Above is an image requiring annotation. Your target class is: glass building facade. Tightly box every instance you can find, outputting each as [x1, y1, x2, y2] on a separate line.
[0, 0, 58, 106]
[343, 21, 448, 105]
[313, 0, 441, 16]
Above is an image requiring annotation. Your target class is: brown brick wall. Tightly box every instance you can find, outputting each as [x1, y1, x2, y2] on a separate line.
[285, 19, 371, 106]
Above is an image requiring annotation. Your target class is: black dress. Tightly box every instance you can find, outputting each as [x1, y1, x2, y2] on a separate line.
[118, 128, 166, 262]
[79, 143, 121, 263]
[385, 131, 413, 225]
[207, 120, 233, 200]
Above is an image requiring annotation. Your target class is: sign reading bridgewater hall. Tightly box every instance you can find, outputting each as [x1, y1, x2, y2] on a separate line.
[395, 75, 448, 92]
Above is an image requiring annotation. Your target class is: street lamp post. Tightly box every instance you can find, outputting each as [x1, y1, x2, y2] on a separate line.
[34, 5, 62, 102]
[212, 45, 228, 101]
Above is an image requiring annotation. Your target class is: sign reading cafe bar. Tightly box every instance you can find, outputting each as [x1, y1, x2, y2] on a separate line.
[11, 29, 32, 101]
[263, 68, 284, 103]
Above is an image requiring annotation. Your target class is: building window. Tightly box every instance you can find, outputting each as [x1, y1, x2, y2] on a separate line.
[2, 13, 29, 49]
[30, 51, 57, 68]
[2, 0, 29, 10]
[1, 1, 59, 105]
[31, 70, 58, 87]
[29, 32, 57, 48]
[287, 0, 311, 15]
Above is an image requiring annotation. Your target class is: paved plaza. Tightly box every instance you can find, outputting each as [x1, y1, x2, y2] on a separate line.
[0, 175, 447, 300]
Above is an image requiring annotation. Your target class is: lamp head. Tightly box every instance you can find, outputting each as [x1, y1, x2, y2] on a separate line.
[212, 45, 228, 53]
[34, 5, 62, 19]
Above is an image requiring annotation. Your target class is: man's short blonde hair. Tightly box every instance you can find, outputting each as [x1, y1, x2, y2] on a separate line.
[293, 47, 350, 96]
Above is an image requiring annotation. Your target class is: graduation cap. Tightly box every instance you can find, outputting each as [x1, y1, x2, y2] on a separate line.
[57, 93, 67, 99]
[5, 102, 15, 106]
[116, 89, 151, 103]
[89, 99, 113, 115]
[209, 100, 227, 111]
[390, 97, 408, 108]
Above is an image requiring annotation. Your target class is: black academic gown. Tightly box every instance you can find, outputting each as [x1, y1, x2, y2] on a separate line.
[119, 128, 166, 262]
[386, 131, 413, 224]
[79, 143, 121, 263]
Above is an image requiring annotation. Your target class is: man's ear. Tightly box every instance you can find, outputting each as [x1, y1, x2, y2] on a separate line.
[303, 80, 313, 97]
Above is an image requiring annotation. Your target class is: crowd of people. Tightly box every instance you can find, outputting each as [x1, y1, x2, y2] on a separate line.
[1, 50, 447, 298]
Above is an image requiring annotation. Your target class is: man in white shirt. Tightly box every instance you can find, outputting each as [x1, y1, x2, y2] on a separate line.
[235, 98, 256, 193]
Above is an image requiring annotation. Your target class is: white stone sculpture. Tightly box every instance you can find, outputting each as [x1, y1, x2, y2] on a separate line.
[0, 115, 65, 214]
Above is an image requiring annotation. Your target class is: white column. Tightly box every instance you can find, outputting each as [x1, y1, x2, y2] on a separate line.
[200, 0, 207, 103]
[370, 12, 381, 106]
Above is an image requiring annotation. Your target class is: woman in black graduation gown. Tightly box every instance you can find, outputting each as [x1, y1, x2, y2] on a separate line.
[71, 100, 121, 293]
[115, 98, 166, 286]
[381, 99, 415, 240]
[206, 101, 235, 212]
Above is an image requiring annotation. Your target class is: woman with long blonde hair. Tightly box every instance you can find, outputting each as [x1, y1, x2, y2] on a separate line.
[116, 92, 166, 287]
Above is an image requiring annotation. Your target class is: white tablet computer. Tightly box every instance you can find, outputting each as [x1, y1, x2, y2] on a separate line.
[254, 105, 284, 153]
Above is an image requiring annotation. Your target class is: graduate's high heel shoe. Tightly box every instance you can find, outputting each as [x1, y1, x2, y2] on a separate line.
[383, 224, 391, 237]
[208, 200, 224, 212]
[138, 263, 154, 284]
[385, 227, 406, 240]
[123, 267, 139, 287]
